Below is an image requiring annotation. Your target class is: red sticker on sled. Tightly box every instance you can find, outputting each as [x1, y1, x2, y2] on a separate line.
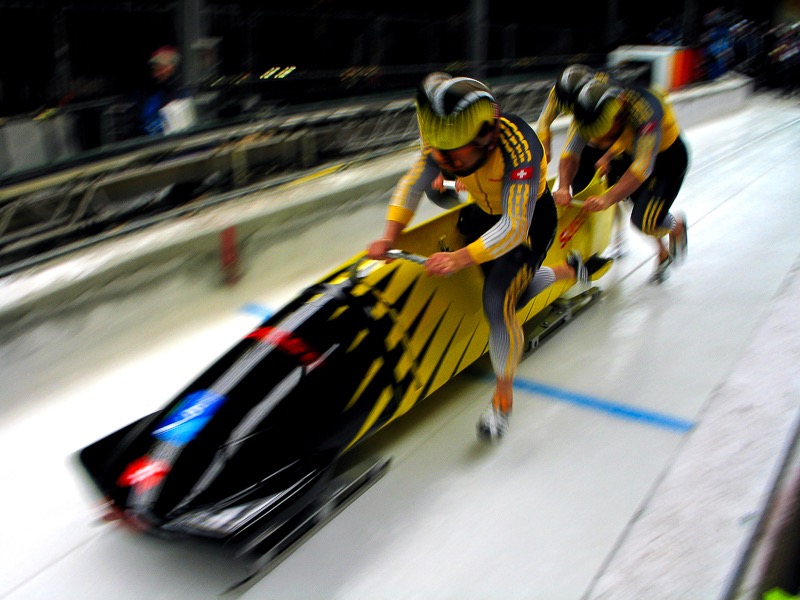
[559, 212, 587, 248]
[248, 326, 323, 367]
[117, 456, 171, 490]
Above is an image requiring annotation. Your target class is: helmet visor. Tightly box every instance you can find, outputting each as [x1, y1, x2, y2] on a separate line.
[431, 143, 487, 177]
[429, 123, 496, 176]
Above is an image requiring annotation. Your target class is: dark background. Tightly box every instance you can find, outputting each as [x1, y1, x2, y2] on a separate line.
[0, 0, 791, 117]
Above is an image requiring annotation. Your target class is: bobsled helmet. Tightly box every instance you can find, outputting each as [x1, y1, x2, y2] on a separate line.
[415, 72, 499, 177]
[573, 78, 625, 140]
[553, 64, 595, 112]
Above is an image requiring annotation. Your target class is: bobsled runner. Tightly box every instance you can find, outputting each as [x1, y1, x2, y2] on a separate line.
[76, 172, 615, 590]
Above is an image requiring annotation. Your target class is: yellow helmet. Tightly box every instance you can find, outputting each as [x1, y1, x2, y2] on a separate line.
[415, 73, 498, 151]
[573, 79, 624, 139]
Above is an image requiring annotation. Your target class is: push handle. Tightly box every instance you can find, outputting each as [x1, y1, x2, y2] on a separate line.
[349, 249, 430, 283]
[383, 249, 428, 265]
[442, 179, 457, 191]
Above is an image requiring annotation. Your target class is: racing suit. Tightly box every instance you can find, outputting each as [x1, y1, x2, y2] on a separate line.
[562, 85, 689, 237]
[536, 71, 630, 192]
[386, 113, 556, 384]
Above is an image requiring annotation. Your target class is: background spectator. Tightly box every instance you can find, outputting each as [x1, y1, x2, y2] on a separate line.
[137, 45, 186, 136]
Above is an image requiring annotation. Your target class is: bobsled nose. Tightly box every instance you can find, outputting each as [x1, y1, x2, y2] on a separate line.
[98, 498, 158, 532]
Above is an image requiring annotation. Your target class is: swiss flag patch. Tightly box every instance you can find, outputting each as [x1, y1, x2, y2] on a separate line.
[510, 167, 533, 181]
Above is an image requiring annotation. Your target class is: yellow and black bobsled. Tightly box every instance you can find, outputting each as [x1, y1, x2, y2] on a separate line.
[77, 173, 614, 587]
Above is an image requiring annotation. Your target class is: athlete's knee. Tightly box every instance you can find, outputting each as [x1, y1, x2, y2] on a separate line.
[631, 206, 667, 236]
[630, 213, 647, 233]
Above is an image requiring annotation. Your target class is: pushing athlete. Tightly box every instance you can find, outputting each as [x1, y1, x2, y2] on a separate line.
[367, 72, 608, 441]
[537, 63, 632, 258]
[556, 78, 689, 283]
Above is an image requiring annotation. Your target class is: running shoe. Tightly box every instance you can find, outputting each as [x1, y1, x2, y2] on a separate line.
[609, 234, 627, 259]
[477, 405, 509, 441]
[650, 256, 673, 284]
[669, 213, 688, 265]
[567, 250, 588, 285]
[584, 254, 613, 279]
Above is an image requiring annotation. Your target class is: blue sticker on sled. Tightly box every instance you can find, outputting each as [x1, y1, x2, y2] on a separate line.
[152, 390, 226, 445]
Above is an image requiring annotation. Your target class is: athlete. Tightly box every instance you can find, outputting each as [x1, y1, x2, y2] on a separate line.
[536, 63, 595, 164]
[557, 78, 689, 283]
[537, 64, 631, 258]
[367, 72, 606, 441]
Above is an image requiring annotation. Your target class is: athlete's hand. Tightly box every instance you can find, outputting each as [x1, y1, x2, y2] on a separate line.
[425, 249, 473, 277]
[583, 194, 613, 212]
[553, 187, 573, 207]
[367, 238, 393, 260]
[432, 172, 446, 192]
[433, 173, 466, 193]
[595, 156, 611, 177]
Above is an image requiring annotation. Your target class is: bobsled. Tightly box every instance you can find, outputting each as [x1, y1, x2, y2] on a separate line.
[77, 172, 615, 587]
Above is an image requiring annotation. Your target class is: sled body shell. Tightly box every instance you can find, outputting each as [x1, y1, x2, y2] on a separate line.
[78, 173, 613, 542]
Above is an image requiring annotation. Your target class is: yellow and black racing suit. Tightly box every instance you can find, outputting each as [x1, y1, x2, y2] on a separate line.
[536, 70, 630, 192]
[562, 84, 690, 237]
[387, 113, 556, 383]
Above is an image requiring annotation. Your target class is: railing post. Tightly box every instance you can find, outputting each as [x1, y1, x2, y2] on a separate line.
[220, 225, 241, 285]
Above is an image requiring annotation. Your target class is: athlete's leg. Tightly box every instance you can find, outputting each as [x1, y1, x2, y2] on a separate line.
[629, 139, 689, 283]
[629, 182, 673, 282]
[476, 195, 557, 439]
[516, 252, 596, 308]
[610, 201, 629, 259]
[481, 244, 534, 413]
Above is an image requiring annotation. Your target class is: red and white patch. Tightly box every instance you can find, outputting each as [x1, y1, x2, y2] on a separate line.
[510, 167, 533, 181]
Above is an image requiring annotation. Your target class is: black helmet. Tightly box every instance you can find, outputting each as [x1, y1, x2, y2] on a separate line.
[573, 79, 624, 139]
[553, 64, 595, 112]
[415, 72, 499, 176]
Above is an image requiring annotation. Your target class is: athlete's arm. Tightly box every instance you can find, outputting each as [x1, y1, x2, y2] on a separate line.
[554, 123, 585, 206]
[583, 170, 642, 211]
[368, 148, 439, 259]
[584, 93, 665, 212]
[536, 87, 560, 163]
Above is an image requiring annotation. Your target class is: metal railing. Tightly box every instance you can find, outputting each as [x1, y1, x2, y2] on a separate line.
[0, 76, 562, 276]
[3, 57, 662, 277]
